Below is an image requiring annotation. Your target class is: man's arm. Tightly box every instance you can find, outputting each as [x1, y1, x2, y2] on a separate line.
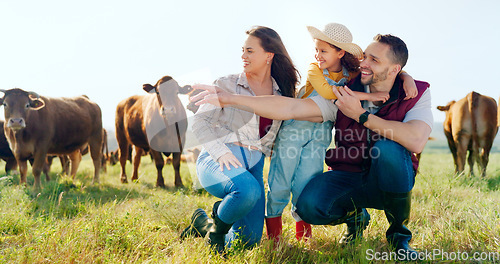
[333, 86, 431, 153]
[363, 118, 431, 153]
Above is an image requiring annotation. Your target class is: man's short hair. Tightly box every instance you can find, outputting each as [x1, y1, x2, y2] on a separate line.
[373, 34, 408, 68]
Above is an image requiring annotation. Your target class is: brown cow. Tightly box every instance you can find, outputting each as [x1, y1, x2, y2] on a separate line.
[46, 128, 108, 175]
[437, 92, 498, 177]
[0, 88, 103, 188]
[115, 76, 191, 187]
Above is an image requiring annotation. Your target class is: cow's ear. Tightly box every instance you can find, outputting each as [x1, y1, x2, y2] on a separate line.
[436, 105, 450, 111]
[143, 84, 156, 93]
[178, 85, 193, 95]
[30, 98, 45, 110]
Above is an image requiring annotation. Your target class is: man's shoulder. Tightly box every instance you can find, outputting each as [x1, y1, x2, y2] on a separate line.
[415, 80, 430, 91]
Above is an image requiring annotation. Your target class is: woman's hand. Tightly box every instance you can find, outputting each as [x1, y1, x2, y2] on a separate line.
[190, 84, 233, 108]
[217, 152, 243, 171]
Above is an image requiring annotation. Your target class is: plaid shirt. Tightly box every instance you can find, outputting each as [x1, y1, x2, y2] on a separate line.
[192, 73, 282, 161]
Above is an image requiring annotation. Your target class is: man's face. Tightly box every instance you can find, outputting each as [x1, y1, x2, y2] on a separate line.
[359, 42, 395, 86]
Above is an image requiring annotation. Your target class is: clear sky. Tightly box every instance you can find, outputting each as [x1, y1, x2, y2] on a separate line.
[1, 0, 499, 130]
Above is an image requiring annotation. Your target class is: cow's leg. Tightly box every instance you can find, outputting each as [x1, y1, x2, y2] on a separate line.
[68, 150, 82, 179]
[444, 132, 459, 173]
[171, 152, 184, 188]
[131, 146, 143, 182]
[18, 159, 28, 186]
[454, 134, 470, 175]
[58, 155, 70, 175]
[5, 158, 18, 175]
[88, 132, 102, 184]
[478, 138, 494, 177]
[467, 146, 475, 177]
[101, 155, 107, 173]
[42, 156, 51, 181]
[31, 152, 48, 188]
[118, 143, 129, 183]
[101, 129, 109, 173]
[150, 150, 165, 188]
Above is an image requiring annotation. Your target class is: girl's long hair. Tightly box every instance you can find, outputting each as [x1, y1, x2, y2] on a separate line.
[246, 26, 300, 98]
[330, 44, 361, 73]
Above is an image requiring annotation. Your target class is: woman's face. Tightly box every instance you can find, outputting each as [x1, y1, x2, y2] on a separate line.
[241, 35, 272, 74]
[314, 39, 345, 72]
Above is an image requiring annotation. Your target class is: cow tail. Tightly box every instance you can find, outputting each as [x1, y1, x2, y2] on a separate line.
[469, 92, 479, 158]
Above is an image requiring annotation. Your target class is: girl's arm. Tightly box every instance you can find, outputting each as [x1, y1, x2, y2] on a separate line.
[354, 91, 390, 103]
[307, 63, 338, 100]
[400, 71, 418, 100]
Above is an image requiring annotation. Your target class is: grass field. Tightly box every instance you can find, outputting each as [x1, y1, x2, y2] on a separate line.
[0, 147, 499, 263]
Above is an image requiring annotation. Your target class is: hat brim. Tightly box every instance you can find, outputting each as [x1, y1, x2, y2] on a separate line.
[307, 26, 364, 60]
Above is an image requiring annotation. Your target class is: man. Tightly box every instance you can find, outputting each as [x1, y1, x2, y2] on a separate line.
[191, 34, 432, 259]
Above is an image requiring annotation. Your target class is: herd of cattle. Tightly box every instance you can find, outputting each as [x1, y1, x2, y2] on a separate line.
[0, 77, 498, 188]
[0, 76, 202, 189]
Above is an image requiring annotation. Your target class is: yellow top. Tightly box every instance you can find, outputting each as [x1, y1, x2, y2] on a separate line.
[301, 62, 358, 99]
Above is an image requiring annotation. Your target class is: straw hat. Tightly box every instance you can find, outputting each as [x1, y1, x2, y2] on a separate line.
[307, 23, 363, 60]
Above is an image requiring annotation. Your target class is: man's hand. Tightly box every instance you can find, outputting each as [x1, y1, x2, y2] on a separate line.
[332, 86, 366, 122]
[190, 84, 233, 108]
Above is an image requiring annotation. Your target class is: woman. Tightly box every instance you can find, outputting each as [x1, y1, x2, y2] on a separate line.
[181, 26, 299, 254]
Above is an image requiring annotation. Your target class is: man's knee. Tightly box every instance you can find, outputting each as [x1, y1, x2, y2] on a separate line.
[371, 140, 409, 166]
[296, 189, 336, 225]
[371, 139, 415, 193]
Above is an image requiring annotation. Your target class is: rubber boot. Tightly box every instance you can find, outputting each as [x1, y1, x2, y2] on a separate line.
[339, 208, 370, 245]
[180, 208, 213, 240]
[295, 221, 312, 241]
[384, 191, 418, 260]
[265, 216, 282, 242]
[206, 201, 233, 254]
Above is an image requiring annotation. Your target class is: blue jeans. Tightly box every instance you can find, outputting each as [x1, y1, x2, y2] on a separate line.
[266, 88, 333, 220]
[197, 143, 265, 248]
[296, 139, 415, 225]
[267, 118, 332, 220]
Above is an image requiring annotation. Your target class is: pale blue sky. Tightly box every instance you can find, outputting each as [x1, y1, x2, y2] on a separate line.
[1, 0, 499, 130]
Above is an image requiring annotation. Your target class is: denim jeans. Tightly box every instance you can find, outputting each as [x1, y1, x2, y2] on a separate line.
[296, 139, 415, 225]
[266, 89, 333, 220]
[197, 143, 265, 248]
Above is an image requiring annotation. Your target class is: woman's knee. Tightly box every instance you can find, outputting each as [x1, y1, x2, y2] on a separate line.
[231, 176, 263, 206]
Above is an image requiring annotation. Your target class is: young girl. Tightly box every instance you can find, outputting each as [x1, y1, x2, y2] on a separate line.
[264, 23, 418, 242]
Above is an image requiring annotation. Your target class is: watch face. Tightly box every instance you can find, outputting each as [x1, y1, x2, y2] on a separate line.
[359, 111, 369, 124]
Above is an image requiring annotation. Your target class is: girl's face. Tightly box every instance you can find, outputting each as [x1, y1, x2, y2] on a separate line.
[314, 39, 345, 72]
[241, 35, 273, 74]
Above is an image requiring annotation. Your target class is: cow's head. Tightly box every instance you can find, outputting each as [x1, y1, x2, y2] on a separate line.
[143, 75, 192, 117]
[0, 88, 45, 131]
[437, 100, 456, 112]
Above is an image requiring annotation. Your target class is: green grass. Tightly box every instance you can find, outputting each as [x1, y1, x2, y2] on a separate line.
[0, 150, 499, 263]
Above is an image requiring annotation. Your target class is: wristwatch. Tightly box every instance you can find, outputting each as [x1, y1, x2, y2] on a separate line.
[358, 111, 370, 125]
